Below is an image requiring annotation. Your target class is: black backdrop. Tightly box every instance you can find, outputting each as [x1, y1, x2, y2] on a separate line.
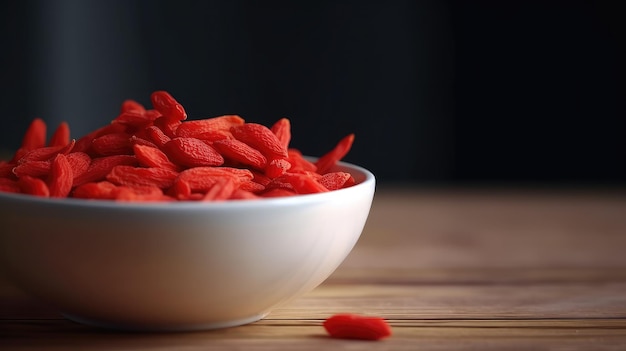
[2, 0, 624, 186]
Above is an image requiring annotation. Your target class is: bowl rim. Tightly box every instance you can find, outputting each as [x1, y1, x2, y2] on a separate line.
[0, 159, 375, 210]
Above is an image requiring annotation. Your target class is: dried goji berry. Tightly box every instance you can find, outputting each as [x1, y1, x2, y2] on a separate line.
[170, 178, 192, 200]
[270, 118, 291, 149]
[65, 152, 91, 183]
[48, 154, 74, 198]
[290, 172, 328, 194]
[231, 123, 288, 159]
[0, 161, 16, 179]
[144, 125, 172, 148]
[272, 172, 328, 194]
[287, 149, 317, 172]
[113, 184, 168, 202]
[129, 135, 159, 149]
[20, 118, 47, 151]
[229, 188, 260, 200]
[250, 170, 272, 187]
[323, 314, 392, 341]
[106, 165, 178, 189]
[91, 132, 133, 156]
[315, 134, 354, 174]
[120, 99, 146, 113]
[192, 129, 233, 143]
[48, 122, 70, 147]
[150, 90, 187, 121]
[113, 110, 155, 128]
[153, 116, 182, 138]
[164, 137, 224, 168]
[213, 138, 267, 170]
[12, 160, 51, 178]
[238, 179, 265, 193]
[318, 172, 354, 191]
[175, 115, 244, 138]
[0, 178, 20, 193]
[264, 158, 291, 178]
[261, 188, 297, 198]
[17, 140, 75, 164]
[175, 166, 252, 192]
[133, 144, 180, 172]
[73, 123, 127, 155]
[202, 177, 236, 201]
[73, 155, 137, 186]
[143, 109, 162, 121]
[72, 181, 118, 200]
[18, 175, 50, 197]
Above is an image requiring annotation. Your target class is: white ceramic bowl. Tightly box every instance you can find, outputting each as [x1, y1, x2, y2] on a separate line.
[0, 160, 375, 331]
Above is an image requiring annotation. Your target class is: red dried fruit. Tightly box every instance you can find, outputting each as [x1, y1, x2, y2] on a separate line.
[48, 154, 73, 198]
[153, 116, 182, 138]
[73, 123, 127, 154]
[261, 188, 297, 198]
[270, 118, 291, 149]
[0, 162, 16, 179]
[0, 178, 20, 193]
[176, 115, 244, 138]
[202, 177, 236, 201]
[12, 160, 51, 178]
[20, 118, 47, 151]
[48, 122, 70, 147]
[113, 184, 168, 202]
[17, 140, 75, 164]
[113, 110, 156, 128]
[323, 314, 392, 341]
[106, 165, 178, 189]
[18, 175, 50, 197]
[287, 149, 317, 172]
[213, 138, 267, 170]
[175, 166, 252, 192]
[133, 144, 180, 172]
[65, 152, 91, 182]
[129, 135, 159, 149]
[91, 132, 133, 156]
[238, 180, 265, 193]
[164, 137, 224, 168]
[318, 172, 355, 191]
[120, 99, 146, 113]
[231, 123, 288, 159]
[73, 155, 137, 186]
[315, 134, 355, 174]
[150, 91, 187, 121]
[72, 181, 118, 200]
[170, 178, 192, 200]
[144, 125, 172, 148]
[272, 172, 328, 194]
[229, 188, 260, 200]
[264, 158, 291, 179]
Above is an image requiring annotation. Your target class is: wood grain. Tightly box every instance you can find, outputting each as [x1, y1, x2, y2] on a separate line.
[2, 187, 626, 350]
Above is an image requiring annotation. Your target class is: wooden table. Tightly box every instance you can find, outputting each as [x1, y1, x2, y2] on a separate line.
[2, 187, 626, 350]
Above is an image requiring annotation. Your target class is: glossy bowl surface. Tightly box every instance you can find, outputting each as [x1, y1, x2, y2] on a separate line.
[0, 161, 375, 331]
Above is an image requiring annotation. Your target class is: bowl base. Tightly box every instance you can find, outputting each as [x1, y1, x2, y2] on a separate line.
[62, 312, 269, 332]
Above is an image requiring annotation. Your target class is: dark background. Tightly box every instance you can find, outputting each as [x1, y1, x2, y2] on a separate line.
[1, 0, 624, 186]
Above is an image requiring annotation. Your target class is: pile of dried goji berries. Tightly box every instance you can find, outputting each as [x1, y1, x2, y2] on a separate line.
[0, 91, 356, 202]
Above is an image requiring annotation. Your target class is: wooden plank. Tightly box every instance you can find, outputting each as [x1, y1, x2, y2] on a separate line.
[346, 188, 626, 270]
[270, 283, 626, 320]
[328, 267, 626, 285]
[2, 318, 625, 351]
